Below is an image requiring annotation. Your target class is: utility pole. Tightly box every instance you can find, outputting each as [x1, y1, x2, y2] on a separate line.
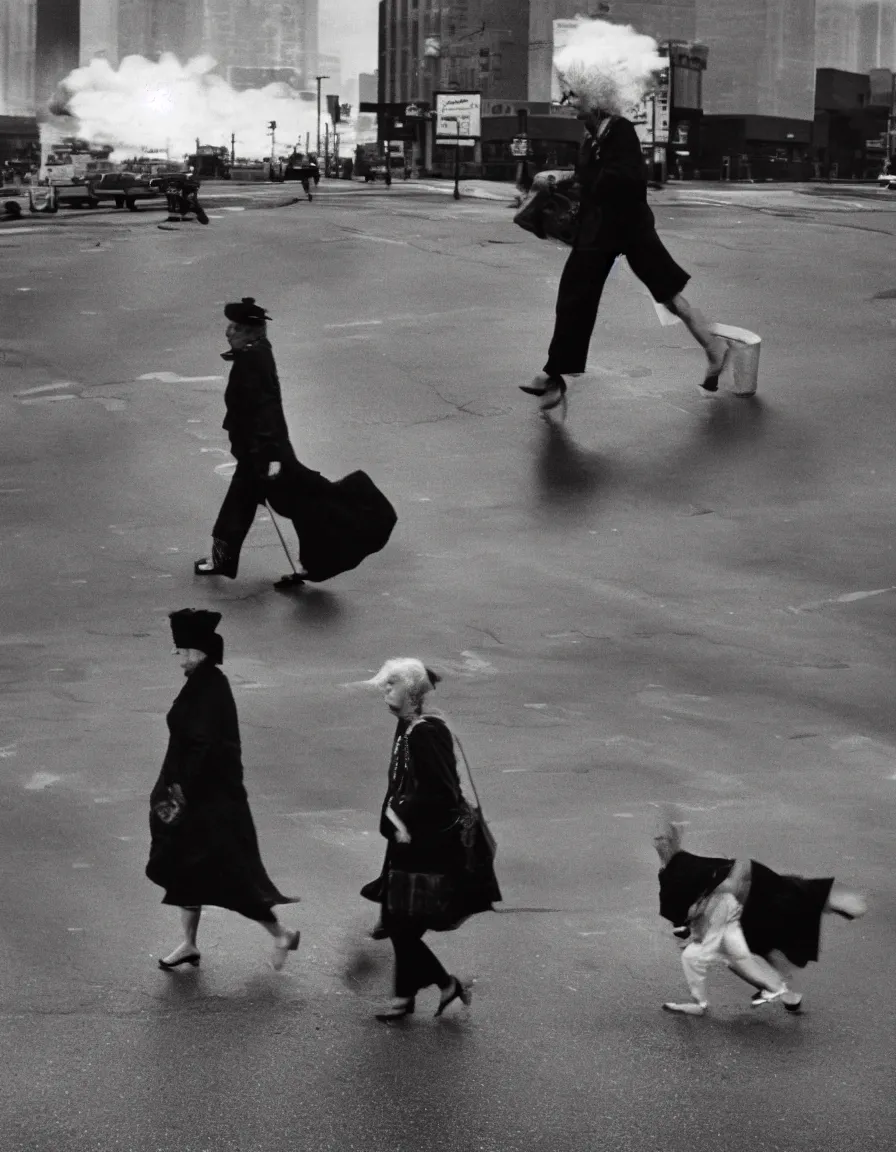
[230, 132, 236, 165]
[315, 75, 330, 158]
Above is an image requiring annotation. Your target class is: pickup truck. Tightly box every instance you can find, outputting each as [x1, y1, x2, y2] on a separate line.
[86, 172, 163, 210]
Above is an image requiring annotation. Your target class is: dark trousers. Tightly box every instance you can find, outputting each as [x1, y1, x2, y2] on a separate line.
[543, 233, 690, 377]
[389, 921, 451, 999]
[544, 249, 618, 377]
[211, 461, 270, 577]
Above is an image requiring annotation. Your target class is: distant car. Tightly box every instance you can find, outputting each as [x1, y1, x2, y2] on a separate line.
[877, 171, 896, 190]
[86, 172, 162, 210]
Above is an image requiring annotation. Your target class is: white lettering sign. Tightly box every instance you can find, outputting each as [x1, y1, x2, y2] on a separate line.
[435, 93, 481, 142]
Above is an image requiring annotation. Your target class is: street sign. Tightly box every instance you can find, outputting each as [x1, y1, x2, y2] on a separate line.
[510, 135, 530, 158]
[435, 92, 481, 145]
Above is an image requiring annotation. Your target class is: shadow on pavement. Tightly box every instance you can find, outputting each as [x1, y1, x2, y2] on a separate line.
[290, 587, 346, 628]
[533, 421, 614, 514]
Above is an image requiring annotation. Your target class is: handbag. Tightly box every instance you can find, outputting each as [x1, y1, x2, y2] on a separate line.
[152, 782, 186, 827]
[513, 170, 581, 247]
[453, 734, 497, 860]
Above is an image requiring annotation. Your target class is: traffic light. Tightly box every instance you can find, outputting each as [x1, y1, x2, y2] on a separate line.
[327, 95, 340, 124]
[268, 120, 277, 130]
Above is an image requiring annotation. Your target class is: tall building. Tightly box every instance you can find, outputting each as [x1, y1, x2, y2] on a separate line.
[318, 50, 342, 93]
[196, 0, 318, 91]
[0, 0, 37, 115]
[817, 0, 896, 72]
[35, 0, 80, 108]
[697, 0, 817, 121]
[379, 0, 530, 105]
[117, 0, 202, 62]
[80, 0, 117, 65]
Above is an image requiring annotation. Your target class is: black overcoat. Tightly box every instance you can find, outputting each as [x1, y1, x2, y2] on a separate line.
[362, 716, 501, 930]
[146, 661, 293, 919]
[221, 338, 297, 476]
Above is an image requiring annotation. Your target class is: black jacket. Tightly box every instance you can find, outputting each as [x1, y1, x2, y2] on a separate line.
[221, 338, 296, 475]
[574, 115, 655, 250]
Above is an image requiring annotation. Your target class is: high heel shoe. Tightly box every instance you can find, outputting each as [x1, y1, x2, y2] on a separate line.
[701, 339, 731, 393]
[519, 375, 568, 417]
[158, 951, 200, 971]
[434, 976, 471, 1017]
[271, 929, 301, 971]
[375, 997, 415, 1022]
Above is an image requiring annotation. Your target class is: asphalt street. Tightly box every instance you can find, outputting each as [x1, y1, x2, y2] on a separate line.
[1, 179, 894, 1152]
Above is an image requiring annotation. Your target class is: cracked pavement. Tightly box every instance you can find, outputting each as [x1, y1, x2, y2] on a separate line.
[1, 181, 894, 1151]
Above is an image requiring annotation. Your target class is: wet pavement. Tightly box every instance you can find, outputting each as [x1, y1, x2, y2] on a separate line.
[0, 180, 894, 1151]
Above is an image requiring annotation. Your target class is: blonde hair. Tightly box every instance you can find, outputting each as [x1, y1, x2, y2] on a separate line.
[366, 658, 441, 704]
[554, 18, 664, 117]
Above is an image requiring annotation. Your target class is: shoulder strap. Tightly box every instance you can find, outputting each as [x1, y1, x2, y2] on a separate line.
[452, 732, 485, 813]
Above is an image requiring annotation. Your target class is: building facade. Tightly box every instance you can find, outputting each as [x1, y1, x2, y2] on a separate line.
[378, 0, 530, 106]
[817, 0, 896, 72]
[1, 0, 37, 116]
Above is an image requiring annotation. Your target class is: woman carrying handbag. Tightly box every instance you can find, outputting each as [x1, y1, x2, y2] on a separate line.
[360, 659, 501, 1022]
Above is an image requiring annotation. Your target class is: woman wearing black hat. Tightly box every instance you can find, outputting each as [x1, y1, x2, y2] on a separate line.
[195, 297, 398, 587]
[195, 297, 310, 583]
[147, 609, 300, 971]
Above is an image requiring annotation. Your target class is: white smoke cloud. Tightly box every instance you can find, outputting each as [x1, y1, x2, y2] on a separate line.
[57, 53, 322, 158]
[554, 18, 664, 117]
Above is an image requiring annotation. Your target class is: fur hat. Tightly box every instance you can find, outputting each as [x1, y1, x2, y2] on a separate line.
[554, 18, 664, 117]
[224, 296, 272, 325]
[169, 608, 224, 664]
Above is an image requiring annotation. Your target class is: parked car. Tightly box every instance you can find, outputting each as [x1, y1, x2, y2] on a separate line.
[86, 172, 162, 210]
[877, 171, 896, 190]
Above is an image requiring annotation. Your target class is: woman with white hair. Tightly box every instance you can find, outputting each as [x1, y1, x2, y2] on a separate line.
[360, 658, 501, 1022]
[522, 20, 731, 416]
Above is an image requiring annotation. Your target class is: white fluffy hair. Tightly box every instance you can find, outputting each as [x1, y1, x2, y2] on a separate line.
[366, 657, 439, 699]
[554, 18, 665, 117]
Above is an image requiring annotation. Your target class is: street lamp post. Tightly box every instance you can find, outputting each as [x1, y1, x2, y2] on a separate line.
[315, 74, 330, 159]
[443, 114, 461, 199]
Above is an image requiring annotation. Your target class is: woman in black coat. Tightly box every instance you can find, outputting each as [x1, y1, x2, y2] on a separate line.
[361, 659, 501, 1022]
[147, 609, 300, 971]
[522, 46, 731, 417]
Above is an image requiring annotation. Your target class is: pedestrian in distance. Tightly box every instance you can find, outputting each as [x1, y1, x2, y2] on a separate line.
[654, 814, 867, 1016]
[521, 19, 732, 418]
[360, 659, 501, 1022]
[147, 610, 300, 972]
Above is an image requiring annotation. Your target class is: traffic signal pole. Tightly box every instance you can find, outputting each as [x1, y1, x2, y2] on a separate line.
[315, 75, 330, 158]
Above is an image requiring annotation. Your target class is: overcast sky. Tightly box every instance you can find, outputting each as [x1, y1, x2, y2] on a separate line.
[319, 0, 380, 78]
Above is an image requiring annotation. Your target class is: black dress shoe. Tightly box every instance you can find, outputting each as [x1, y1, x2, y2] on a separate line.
[434, 976, 471, 1017]
[158, 952, 200, 971]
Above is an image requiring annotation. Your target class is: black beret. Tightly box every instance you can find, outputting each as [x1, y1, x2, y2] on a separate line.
[224, 296, 272, 325]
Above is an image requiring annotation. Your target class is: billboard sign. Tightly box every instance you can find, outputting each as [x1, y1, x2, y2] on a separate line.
[633, 70, 670, 147]
[435, 92, 481, 146]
